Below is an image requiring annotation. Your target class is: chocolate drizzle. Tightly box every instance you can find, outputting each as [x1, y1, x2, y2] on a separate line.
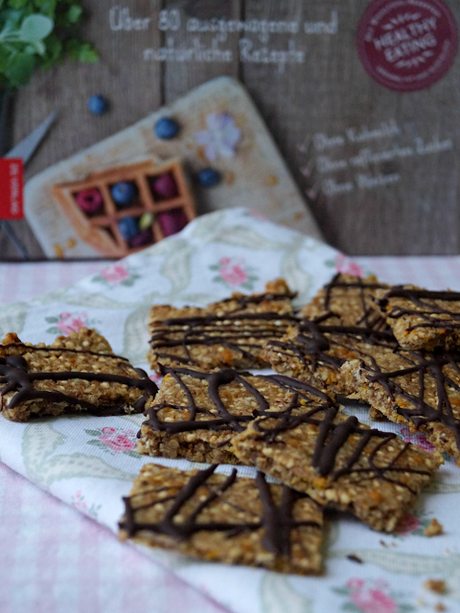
[143, 367, 429, 491]
[266, 316, 397, 378]
[0, 348, 158, 416]
[249, 383, 430, 487]
[119, 464, 320, 557]
[143, 366, 271, 434]
[149, 291, 298, 367]
[379, 286, 460, 332]
[363, 348, 460, 453]
[322, 273, 388, 329]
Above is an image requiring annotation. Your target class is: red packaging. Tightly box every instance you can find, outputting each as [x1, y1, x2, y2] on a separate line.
[0, 159, 24, 220]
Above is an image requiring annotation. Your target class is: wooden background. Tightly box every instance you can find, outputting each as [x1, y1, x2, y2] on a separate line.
[4, 0, 460, 259]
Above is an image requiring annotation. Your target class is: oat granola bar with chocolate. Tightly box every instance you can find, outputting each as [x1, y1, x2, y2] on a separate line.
[137, 364, 325, 464]
[300, 273, 389, 328]
[147, 279, 296, 372]
[230, 375, 442, 532]
[0, 328, 158, 421]
[264, 317, 398, 394]
[119, 463, 323, 574]
[264, 274, 393, 393]
[340, 346, 460, 463]
[375, 285, 460, 351]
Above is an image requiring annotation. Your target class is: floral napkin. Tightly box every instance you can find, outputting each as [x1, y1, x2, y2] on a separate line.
[0, 208, 459, 613]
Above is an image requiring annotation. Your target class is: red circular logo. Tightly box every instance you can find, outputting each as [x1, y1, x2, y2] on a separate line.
[357, 0, 458, 92]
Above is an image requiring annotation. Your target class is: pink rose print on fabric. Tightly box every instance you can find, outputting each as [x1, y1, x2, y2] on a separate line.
[195, 112, 241, 162]
[333, 253, 364, 276]
[346, 578, 365, 591]
[101, 265, 129, 284]
[85, 427, 139, 458]
[246, 209, 268, 221]
[350, 588, 397, 613]
[99, 433, 136, 453]
[93, 264, 140, 288]
[400, 427, 435, 453]
[393, 508, 434, 538]
[219, 257, 247, 285]
[334, 578, 414, 612]
[395, 513, 420, 535]
[45, 312, 100, 336]
[209, 256, 258, 291]
[57, 312, 87, 335]
[149, 372, 163, 384]
[70, 491, 100, 519]
[72, 490, 88, 513]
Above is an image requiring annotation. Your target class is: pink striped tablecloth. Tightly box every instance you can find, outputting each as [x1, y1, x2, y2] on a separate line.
[1, 256, 460, 613]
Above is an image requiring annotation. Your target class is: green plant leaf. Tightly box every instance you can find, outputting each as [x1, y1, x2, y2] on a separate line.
[343, 604, 359, 612]
[5, 51, 35, 86]
[7, 0, 29, 9]
[66, 39, 98, 62]
[0, 46, 9, 71]
[0, 2, 98, 88]
[66, 4, 82, 23]
[19, 14, 53, 42]
[84, 429, 102, 437]
[87, 439, 107, 449]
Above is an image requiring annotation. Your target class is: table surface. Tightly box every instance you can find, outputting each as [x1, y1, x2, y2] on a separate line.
[1, 256, 460, 613]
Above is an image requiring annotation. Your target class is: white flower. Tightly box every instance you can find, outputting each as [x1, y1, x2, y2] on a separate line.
[195, 112, 241, 162]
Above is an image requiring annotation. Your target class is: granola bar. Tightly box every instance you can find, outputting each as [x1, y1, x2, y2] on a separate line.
[264, 274, 393, 393]
[375, 285, 460, 350]
[147, 279, 297, 373]
[264, 317, 398, 394]
[340, 346, 460, 463]
[300, 273, 389, 328]
[137, 364, 321, 464]
[119, 463, 323, 575]
[230, 375, 442, 532]
[0, 328, 158, 421]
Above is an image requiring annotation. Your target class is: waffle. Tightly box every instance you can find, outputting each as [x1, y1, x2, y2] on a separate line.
[52, 159, 196, 257]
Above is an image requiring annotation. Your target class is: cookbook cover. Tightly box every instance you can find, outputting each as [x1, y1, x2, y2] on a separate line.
[1, 0, 459, 259]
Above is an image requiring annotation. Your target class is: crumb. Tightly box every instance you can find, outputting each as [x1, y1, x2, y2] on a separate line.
[391, 542, 397, 547]
[380, 540, 387, 547]
[423, 579, 446, 594]
[424, 519, 443, 537]
[268, 175, 278, 185]
[434, 602, 446, 611]
[416, 598, 425, 607]
[347, 554, 363, 563]
[67, 238, 76, 248]
[445, 548, 451, 554]
[54, 243, 64, 258]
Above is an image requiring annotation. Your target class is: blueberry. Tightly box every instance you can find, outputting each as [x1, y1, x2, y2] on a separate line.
[88, 95, 108, 115]
[154, 117, 179, 139]
[118, 217, 139, 241]
[111, 181, 136, 206]
[197, 168, 220, 188]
